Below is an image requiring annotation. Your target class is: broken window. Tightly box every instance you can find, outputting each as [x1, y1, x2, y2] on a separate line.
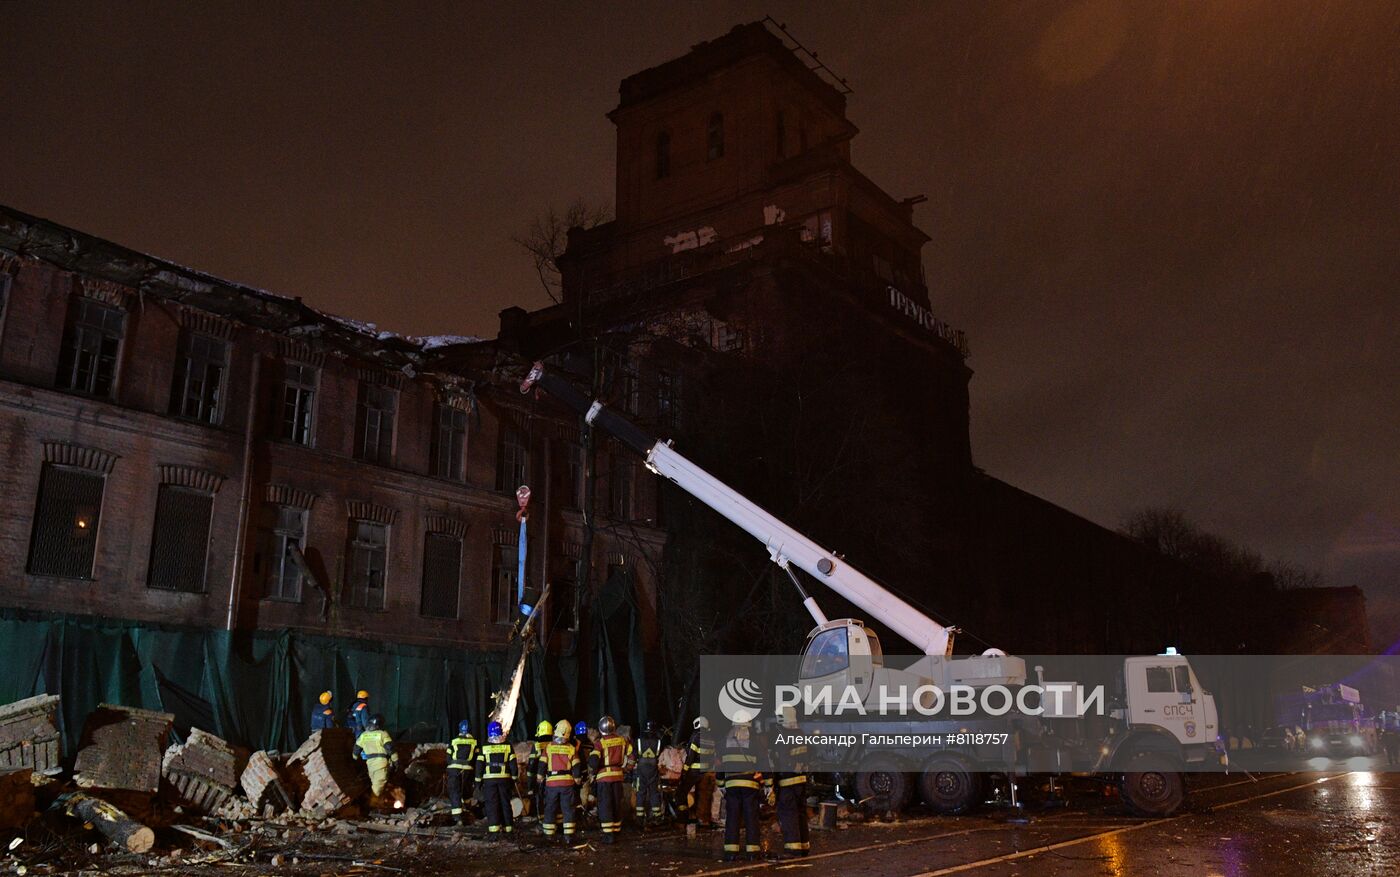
[656, 130, 671, 179]
[490, 540, 517, 624]
[707, 112, 724, 160]
[716, 324, 746, 353]
[421, 532, 462, 619]
[495, 421, 528, 493]
[170, 331, 228, 424]
[258, 503, 305, 601]
[278, 363, 318, 446]
[431, 403, 468, 481]
[56, 297, 125, 397]
[147, 485, 213, 593]
[609, 453, 634, 521]
[346, 520, 387, 609]
[27, 464, 104, 579]
[355, 382, 396, 464]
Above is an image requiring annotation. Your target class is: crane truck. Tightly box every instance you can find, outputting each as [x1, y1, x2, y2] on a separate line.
[521, 361, 1223, 816]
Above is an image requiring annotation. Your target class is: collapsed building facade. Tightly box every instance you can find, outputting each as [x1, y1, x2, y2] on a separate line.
[0, 22, 1370, 758]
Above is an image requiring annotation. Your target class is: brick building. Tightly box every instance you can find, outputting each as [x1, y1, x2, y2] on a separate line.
[0, 205, 665, 657]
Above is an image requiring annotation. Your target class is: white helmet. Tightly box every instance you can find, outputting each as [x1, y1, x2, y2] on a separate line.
[693, 716, 710, 731]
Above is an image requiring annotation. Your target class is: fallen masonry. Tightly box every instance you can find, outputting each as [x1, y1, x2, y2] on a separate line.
[0, 694, 62, 774]
[240, 749, 295, 816]
[162, 728, 239, 814]
[286, 728, 367, 814]
[74, 704, 174, 794]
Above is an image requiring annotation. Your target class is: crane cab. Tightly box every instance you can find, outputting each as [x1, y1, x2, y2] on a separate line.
[800, 619, 882, 706]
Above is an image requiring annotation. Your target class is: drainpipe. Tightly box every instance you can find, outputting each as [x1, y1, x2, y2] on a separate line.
[225, 355, 261, 630]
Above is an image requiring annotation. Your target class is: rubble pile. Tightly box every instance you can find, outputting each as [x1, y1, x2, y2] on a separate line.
[0, 767, 36, 829]
[240, 749, 294, 816]
[74, 704, 174, 794]
[0, 694, 62, 773]
[162, 728, 239, 814]
[286, 728, 366, 813]
[403, 742, 446, 799]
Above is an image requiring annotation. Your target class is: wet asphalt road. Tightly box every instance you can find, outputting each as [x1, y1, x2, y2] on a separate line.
[432, 765, 1398, 877]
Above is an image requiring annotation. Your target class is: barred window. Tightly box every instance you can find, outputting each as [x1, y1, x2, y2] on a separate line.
[431, 404, 467, 481]
[707, 111, 724, 160]
[355, 383, 396, 464]
[656, 370, 680, 430]
[147, 485, 213, 593]
[609, 454, 634, 521]
[27, 464, 104, 579]
[170, 332, 228, 424]
[57, 298, 125, 396]
[346, 520, 387, 609]
[495, 422, 528, 493]
[420, 532, 462, 619]
[257, 504, 305, 601]
[279, 363, 317, 446]
[490, 541, 518, 624]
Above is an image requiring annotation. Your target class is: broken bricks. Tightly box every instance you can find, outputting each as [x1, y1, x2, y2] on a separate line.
[74, 704, 174, 794]
[286, 728, 367, 814]
[162, 727, 238, 814]
[240, 749, 294, 816]
[0, 694, 62, 774]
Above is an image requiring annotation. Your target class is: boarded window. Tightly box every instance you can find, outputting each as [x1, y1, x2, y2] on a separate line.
[258, 504, 305, 601]
[355, 383, 396, 464]
[707, 112, 724, 160]
[279, 363, 317, 445]
[346, 520, 388, 609]
[171, 332, 228, 424]
[495, 422, 528, 493]
[27, 464, 104, 579]
[490, 541, 517, 624]
[56, 298, 125, 396]
[147, 485, 213, 593]
[656, 131, 671, 179]
[431, 404, 468, 481]
[421, 532, 462, 619]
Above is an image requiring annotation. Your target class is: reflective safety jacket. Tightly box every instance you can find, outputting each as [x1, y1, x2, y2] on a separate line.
[635, 734, 663, 765]
[773, 737, 808, 787]
[718, 744, 762, 790]
[527, 735, 551, 787]
[685, 729, 715, 771]
[476, 741, 515, 780]
[355, 729, 396, 762]
[448, 734, 479, 772]
[589, 733, 632, 783]
[544, 741, 582, 788]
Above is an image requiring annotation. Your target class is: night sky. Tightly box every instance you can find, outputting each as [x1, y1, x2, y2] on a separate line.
[4, 2, 1398, 647]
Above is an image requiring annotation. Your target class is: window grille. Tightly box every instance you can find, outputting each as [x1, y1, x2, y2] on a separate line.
[346, 520, 387, 609]
[27, 464, 104, 578]
[56, 298, 125, 396]
[171, 332, 228, 424]
[355, 383, 397, 463]
[431, 404, 468, 480]
[147, 485, 213, 593]
[279, 363, 317, 445]
[421, 532, 462, 619]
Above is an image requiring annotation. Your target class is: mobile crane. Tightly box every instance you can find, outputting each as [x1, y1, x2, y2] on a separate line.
[521, 361, 1222, 816]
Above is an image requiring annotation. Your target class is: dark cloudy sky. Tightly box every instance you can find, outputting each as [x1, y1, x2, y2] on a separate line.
[4, 2, 1398, 646]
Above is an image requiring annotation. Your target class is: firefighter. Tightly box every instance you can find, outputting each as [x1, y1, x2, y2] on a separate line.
[353, 714, 396, 798]
[589, 715, 632, 842]
[719, 720, 763, 861]
[633, 719, 665, 828]
[573, 719, 594, 822]
[310, 691, 336, 731]
[541, 720, 582, 843]
[347, 690, 372, 734]
[526, 719, 554, 819]
[446, 719, 478, 826]
[476, 720, 516, 839]
[675, 715, 716, 827]
[771, 707, 810, 857]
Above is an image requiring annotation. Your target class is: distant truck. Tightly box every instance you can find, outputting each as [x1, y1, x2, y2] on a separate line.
[1276, 683, 1377, 757]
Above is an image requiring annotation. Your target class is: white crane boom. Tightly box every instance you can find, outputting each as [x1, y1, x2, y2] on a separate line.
[522, 362, 955, 657]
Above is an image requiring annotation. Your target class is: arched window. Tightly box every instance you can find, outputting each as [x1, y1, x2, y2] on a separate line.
[655, 130, 671, 179]
[707, 112, 724, 160]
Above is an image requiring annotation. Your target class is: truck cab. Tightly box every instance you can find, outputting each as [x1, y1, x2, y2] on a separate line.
[1122, 653, 1219, 756]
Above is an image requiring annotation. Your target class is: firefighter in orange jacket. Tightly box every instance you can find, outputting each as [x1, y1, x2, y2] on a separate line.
[588, 715, 632, 843]
[540, 720, 582, 842]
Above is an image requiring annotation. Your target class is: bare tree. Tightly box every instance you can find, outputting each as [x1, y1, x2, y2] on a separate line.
[512, 200, 612, 303]
[1123, 506, 1324, 589]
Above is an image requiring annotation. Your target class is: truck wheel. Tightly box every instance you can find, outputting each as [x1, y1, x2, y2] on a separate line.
[919, 756, 982, 814]
[854, 757, 912, 813]
[1119, 752, 1185, 816]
